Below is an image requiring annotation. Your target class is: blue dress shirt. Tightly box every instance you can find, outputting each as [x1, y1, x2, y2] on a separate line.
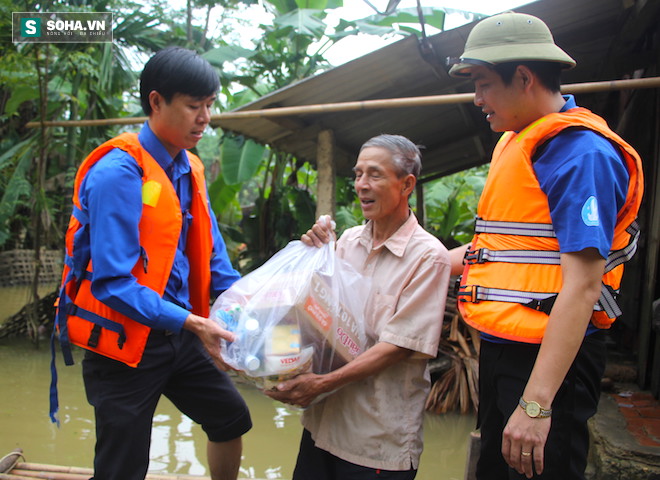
[78, 122, 240, 333]
[533, 95, 629, 259]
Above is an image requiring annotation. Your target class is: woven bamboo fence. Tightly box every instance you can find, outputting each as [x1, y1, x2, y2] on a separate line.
[0, 249, 62, 287]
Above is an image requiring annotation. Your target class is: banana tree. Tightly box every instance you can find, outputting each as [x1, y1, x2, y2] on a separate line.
[423, 165, 489, 248]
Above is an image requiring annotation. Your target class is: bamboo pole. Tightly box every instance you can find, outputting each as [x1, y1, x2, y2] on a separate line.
[8, 469, 85, 480]
[9, 463, 217, 480]
[12, 463, 92, 475]
[7, 462, 267, 480]
[24, 76, 660, 129]
[0, 473, 36, 480]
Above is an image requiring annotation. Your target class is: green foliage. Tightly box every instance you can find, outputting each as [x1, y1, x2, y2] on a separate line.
[274, 8, 328, 36]
[369, 7, 446, 30]
[209, 175, 243, 225]
[0, 137, 36, 246]
[332, 5, 449, 41]
[268, 0, 341, 14]
[220, 149, 316, 272]
[0, 0, 179, 250]
[333, 175, 361, 236]
[205, 1, 337, 269]
[206, 132, 266, 225]
[423, 165, 489, 248]
[202, 45, 257, 66]
[219, 134, 267, 185]
[4, 84, 39, 117]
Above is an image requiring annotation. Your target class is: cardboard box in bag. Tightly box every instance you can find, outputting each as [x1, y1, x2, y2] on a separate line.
[296, 273, 364, 363]
[245, 271, 364, 366]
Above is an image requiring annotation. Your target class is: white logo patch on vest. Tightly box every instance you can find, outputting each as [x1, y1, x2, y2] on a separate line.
[581, 196, 599, 227]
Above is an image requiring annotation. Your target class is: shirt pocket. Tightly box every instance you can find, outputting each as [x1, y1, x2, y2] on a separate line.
[369, 292, 397, 340]
[180, 210, 193, 250]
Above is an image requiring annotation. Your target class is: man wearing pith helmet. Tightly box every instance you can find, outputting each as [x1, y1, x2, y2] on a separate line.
[447, 11, 643, 480]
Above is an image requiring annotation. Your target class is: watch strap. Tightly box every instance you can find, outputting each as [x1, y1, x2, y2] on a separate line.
[519, 396, 552, 418]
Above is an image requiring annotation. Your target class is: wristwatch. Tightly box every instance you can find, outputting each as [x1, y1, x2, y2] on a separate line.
[519, 397, 552, 418]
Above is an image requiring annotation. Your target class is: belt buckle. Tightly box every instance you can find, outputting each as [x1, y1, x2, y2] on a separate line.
[456, 284, 480, 303]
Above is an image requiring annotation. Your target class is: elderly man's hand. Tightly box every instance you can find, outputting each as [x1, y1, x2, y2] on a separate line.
[264, 373, 329, 408]
[301, 214, 336, 247]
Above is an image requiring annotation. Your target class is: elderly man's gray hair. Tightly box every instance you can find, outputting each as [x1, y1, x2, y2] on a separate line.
[360, 134, 422, 179]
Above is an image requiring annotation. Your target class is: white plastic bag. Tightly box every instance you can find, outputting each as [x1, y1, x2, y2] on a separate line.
[211, 239, 370, 390]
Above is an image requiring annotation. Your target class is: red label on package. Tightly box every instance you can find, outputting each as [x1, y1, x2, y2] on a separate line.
[304, 296, 331, 331]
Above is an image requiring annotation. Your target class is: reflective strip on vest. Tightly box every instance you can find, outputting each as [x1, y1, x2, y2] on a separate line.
[471, 219, 640, 275]
[465, 247, 562, 265]
[457, 284, 619, 317]
[605, 221, 640, 273]
[463, 218, 639, 319]
[474, 217, 557, 237]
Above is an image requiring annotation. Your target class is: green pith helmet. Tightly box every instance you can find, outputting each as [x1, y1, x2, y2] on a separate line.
[448, 11, 576, 77]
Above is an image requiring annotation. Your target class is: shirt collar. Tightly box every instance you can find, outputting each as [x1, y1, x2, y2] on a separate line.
[138, 121, 191, 179]
[513, 94, 578, 133]
[359, 211, 419, 258]
[561, 94, 577, 112]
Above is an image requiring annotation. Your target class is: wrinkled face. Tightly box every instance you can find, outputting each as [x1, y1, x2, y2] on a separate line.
[470, 65, 528, 133]
[353, 146, 411, 222]
[149, 91, 216, 157]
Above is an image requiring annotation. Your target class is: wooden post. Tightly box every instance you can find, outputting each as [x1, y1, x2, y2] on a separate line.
[316, 129, 336, 219]
[464, 430, 480, 480]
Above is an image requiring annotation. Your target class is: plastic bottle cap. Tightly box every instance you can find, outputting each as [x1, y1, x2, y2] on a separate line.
[244, 355, 261, 371]
[244, 318, 260, 333]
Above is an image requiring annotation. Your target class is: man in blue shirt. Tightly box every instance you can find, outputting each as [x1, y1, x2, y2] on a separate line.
[446, 12, 643, 480]
[62, 47, 251, 480]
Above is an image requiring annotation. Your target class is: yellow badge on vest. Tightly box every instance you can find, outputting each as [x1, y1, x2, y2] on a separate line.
[142, 180, 162, 207]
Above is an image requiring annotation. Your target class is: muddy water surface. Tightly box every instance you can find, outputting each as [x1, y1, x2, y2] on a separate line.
[0, 288, 475, 480]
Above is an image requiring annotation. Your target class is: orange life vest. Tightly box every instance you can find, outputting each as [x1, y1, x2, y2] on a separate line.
[55, 132, 214, 367]
[457, 108, 643, 344]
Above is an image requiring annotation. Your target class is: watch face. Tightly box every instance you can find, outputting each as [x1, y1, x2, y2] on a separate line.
[525, 402, 541, 417]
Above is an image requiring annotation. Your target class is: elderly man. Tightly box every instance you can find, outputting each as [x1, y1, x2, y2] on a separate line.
[447, 11, 643, 480]
[267, 134, 451, 480]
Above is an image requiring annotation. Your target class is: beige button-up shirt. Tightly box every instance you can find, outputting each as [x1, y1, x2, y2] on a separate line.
[302, 213, 451, 471]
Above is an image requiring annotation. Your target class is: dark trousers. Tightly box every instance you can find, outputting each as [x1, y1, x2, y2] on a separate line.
[292, 429, 417, 480]
[82, 329, 252, 480]
[475, 331, 606, 480]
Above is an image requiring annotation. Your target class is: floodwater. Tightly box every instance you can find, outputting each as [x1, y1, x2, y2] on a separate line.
[0, 288, 476, 480]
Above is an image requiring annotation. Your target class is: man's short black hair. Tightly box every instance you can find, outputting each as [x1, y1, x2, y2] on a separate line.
[493, 61, 563, 93]
[139, 46, 220, 115]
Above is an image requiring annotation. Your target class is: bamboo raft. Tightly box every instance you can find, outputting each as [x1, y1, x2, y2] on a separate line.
[0, 448, 265, 480]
